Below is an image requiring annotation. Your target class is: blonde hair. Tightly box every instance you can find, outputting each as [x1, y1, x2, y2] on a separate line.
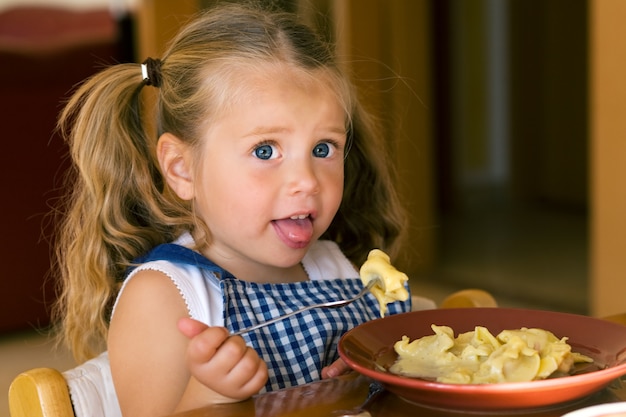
[53, 2, 406, 361]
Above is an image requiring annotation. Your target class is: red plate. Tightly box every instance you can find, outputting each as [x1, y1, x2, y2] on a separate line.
[338, 308, 626, 411]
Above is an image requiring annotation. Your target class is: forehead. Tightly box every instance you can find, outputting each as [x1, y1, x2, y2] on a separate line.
[203, 61, 351, 120]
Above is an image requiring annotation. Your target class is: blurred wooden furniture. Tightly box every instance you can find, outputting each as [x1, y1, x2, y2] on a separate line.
[590, 0, 626, 318]
[8, 368, 74, 417]
[439, 288, 497, 308]
[603, 312, 626, 326]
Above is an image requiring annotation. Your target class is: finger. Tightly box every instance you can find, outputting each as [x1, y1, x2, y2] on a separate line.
[188, 335, 266, 398]
[185, 326, 231, 365]
[205, 335, 250, 375]
[216, 344, 268, 398]
[185, 331, 247, 380]
[236, 356, 268, 398]
[321, 358, 351, 379]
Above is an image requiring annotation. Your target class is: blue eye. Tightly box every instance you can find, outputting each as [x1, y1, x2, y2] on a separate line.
[313, 142, 332, 158]
[254, 144, 275, 160]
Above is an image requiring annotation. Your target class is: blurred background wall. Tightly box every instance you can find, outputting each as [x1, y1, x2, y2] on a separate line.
[0, 0, 137, 332]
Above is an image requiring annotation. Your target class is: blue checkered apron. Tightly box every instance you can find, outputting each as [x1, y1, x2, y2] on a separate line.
[133, 244, 411, 392]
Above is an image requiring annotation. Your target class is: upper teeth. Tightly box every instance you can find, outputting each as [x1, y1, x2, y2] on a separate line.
[291, 214, 308, 220]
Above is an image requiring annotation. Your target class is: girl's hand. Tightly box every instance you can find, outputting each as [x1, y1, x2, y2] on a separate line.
[321, 358, 352, 379]
[177, 318, 268, 400]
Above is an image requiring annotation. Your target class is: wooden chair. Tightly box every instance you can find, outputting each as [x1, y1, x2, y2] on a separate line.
[8, 368, 74, 417]
[8, 289, 497, 417]
[439, 288, 498, 309]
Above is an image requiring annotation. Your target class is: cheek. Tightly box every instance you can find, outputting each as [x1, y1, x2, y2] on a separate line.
[332, 162, 345, 189]
[201, 168, 263, 214]
[193, 161, 234, 215]
[324, 166, 345, 207]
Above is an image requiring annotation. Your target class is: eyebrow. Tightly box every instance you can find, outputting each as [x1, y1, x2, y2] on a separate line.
[244, 125, 347, 137]
[244, 126, 290, 137]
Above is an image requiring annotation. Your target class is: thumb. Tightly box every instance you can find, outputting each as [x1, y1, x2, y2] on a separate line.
[177, 317, 210, 339]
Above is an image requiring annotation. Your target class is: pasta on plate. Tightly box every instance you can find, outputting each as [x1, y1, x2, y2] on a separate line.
[390, 325, 593, 384]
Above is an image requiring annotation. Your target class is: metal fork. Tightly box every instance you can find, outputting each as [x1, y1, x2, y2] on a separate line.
[232, 279, 378, 336]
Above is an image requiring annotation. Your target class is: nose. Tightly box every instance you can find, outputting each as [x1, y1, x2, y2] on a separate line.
[285, 158, 320, 196]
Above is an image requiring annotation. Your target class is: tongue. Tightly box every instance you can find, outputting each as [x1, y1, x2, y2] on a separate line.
[273, 217, 314, 244]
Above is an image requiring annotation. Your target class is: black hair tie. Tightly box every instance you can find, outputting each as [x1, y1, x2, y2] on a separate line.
[141, 57, 162, 87]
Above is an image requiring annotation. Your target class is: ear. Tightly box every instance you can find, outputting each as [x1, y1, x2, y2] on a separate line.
[157, 133, 194, 200]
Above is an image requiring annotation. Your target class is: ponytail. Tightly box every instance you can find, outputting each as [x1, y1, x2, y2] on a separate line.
[54, 64, 188, 361]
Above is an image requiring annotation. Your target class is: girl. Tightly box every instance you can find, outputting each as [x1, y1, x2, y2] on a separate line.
[54, 2, 411, 416]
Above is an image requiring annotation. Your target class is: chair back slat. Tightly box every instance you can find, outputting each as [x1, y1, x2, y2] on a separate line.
[9, 368, 75, 417]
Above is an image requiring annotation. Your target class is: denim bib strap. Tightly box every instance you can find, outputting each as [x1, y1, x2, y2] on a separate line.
[129, 243, 235, 281]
